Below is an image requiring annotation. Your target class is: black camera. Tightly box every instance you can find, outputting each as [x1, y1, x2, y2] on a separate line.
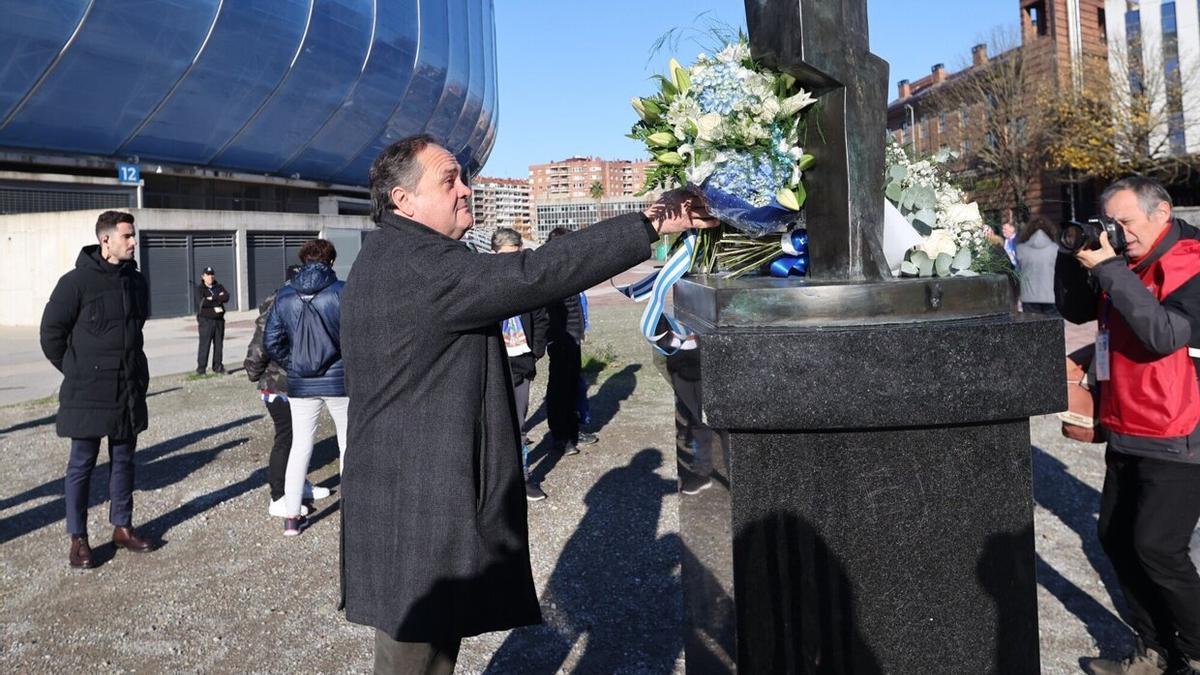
[1059, 217, 1127, 254]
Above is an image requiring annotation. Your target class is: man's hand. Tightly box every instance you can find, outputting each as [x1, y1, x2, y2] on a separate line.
[1074, 231, 1120, 269]
[644, 189, 720, 235]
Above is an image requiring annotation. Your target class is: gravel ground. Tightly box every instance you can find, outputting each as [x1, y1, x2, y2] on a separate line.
[0, 302, 1191, 673]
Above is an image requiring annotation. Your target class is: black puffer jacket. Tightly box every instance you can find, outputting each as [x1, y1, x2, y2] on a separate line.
[40, 245, 149, 440]
[244, 292, 288, 395]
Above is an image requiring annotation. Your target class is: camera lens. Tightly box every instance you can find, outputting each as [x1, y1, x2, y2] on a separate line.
[1059, 223, 1085, 252]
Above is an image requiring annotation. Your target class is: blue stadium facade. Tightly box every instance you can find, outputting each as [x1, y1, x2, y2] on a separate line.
[0, 0, 498, 186]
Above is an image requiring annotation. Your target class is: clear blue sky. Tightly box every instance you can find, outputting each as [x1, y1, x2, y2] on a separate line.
[483, 1, 1019, 179]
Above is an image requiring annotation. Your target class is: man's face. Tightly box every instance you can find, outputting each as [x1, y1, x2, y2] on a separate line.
[1001, 222, 1016, 239]
[203, 272, 215, 285]
[1103, 188, 1171, 259]
[398, 145, 474, 239]
[102, 221, 137, 262]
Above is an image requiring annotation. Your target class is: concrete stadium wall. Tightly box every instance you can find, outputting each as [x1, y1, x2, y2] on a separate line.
[0, 208, 373, 326]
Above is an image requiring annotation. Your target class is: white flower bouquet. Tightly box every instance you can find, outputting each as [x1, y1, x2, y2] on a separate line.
[884, 141, 1007, 277]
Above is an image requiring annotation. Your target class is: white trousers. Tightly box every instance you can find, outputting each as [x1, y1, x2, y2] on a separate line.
[284, 395, 348, 517]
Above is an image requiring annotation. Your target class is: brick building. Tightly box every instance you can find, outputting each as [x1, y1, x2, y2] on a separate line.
[887, 0, 1109, 224]
[528, 156, 653, 203]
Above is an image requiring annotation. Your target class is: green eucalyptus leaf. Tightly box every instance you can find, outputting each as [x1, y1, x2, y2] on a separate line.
[914, 208, 937, 229]
[900, 260, 919, 276]
[935, 253, 953, 277]
[952, 247, 972, 270]
[909, 250, 930, 266]
[886, 182, 902, 203]
[956, 269, 979, 277]
[888, 164, 908, 181]
[919, 260, 934, 277]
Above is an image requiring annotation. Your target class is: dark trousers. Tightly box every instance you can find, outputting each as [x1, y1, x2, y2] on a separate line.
[65, 436, 137, 536]
[374, 630, 460, 675]
[546, 338, 581, 446]
[668, 350, 725, 478]
[1098, 450, 1200, 659]
[197, 317, 225, 371]
[264, 397, 293, 501]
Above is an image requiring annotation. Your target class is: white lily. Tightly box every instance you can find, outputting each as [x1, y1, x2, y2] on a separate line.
[780, 89, 817, 117]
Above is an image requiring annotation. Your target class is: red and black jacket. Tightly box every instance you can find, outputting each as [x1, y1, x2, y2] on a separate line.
[1056, 218, 1200, 463]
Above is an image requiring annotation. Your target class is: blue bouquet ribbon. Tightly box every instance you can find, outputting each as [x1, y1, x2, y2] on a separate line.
[699, 183, 796, 237]
[617, 231, 696, 356]
[769, 229, 809, 277]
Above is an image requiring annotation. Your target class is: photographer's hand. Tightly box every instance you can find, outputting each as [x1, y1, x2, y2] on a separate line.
[1075, 232, 1120, 269]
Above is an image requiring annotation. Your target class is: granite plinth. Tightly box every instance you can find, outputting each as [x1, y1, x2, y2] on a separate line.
[674, 276, 1065, 674]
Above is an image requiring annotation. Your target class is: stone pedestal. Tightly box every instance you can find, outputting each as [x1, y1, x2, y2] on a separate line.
[673, 274, 1065, 674]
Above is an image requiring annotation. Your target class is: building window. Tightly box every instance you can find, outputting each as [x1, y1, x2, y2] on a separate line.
[1161, 2, 1186, 154]
[1098, 8, 1107, 43]
[939, 111, 948, 133]
[961, 107, 969, 128]
[1126, 9, 1144, 95]
[1026, 1, 1048, 37]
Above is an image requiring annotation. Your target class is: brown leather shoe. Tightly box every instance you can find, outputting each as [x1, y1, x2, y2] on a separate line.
[112, 526, 155, 552]
[69, 535, 94, 568]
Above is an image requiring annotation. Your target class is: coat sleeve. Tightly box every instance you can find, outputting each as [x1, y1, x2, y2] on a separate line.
[530, 307, 549, 359]
[214, 283, 230, 305]
[1093, 259, 1196, 355]
[244, 298, 273, 383]
[39, 273, 80, 372]
[1054, 252, 1099, 324]
[263, 299, 290, 367]
[421, 212, 656, 333]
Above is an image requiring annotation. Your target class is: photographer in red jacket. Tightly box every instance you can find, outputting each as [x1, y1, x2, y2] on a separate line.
[1056, 177, 1200, 675]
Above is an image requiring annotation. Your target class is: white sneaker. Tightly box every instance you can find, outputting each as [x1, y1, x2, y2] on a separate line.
[268, 497, 308, 518]
[304, 482, 331, 500]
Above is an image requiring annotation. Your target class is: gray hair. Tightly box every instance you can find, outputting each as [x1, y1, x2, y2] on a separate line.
[490, 227, 522, 251]
[368, 134, 437, 223]
[1100, 176, 1173, 217]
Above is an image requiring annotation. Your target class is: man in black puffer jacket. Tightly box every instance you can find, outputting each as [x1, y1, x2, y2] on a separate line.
[264, 239, 346, 536]
[40, 210, 156, 569]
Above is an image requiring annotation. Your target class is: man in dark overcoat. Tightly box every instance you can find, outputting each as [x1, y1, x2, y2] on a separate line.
[339, 134, 714, 673]
[40, 210, 155, 569]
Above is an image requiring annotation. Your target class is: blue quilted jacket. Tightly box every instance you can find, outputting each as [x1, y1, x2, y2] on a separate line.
[264, 263, 346, 398]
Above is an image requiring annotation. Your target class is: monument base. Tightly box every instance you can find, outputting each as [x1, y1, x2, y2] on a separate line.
[674, 275, 1065, 674]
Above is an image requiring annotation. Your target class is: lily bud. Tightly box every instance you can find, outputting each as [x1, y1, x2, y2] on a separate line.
[656, 152, 684, 166]
[647, 132, 677, 148]
[776, 187, 800, 211]
[796, 154, 815, 171]
[669, 58, 691, 92]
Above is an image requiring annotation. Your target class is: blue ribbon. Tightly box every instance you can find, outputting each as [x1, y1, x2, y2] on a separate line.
[618, 231, 696, 356]
[768, 229, 809, 277]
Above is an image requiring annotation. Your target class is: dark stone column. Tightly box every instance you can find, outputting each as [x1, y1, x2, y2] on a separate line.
[674, 275, 1064, 674]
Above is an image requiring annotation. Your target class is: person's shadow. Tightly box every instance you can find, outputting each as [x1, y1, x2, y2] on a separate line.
[1030, 445, 1131, 661]
[485, 448, 682, 674]
[526, 363, 643, 485]
[0, 416, 260, 545]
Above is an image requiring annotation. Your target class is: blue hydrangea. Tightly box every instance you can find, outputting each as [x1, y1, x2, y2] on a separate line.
[692, 62, 748, 116]
[705, 149, 793, 208]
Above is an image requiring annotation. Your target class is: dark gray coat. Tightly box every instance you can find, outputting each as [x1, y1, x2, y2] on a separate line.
[340, 210, 654, 641]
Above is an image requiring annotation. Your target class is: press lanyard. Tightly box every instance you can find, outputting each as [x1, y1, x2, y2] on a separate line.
[1096, 298, 1111, 381]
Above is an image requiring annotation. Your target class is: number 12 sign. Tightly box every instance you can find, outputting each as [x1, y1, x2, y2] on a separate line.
[117, 163, 141, 184]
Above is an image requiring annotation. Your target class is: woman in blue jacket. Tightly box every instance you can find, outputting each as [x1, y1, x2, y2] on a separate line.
[264, 239, 346, 536]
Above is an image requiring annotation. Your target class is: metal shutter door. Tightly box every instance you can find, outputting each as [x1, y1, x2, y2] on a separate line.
[141, 233, 190, 318]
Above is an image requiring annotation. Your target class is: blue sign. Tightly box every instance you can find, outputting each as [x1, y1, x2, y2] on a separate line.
[117, 163, 141, 184]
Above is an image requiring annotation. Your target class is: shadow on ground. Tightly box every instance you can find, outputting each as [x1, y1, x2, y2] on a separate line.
[486, 448, 682, 674]
[0, 415, 342, 551]
[1031, 445, 1131, 661]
